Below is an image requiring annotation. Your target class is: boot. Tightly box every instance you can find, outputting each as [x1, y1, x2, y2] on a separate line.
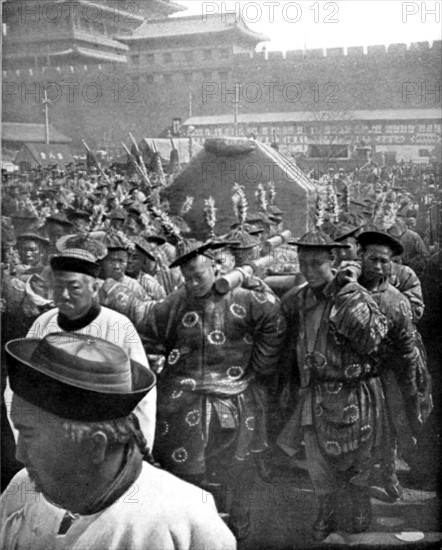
[382, 440, 403, 501]
[382, 471, 403, 501]
[349, 485, 372, 533]
[312, 493, 336, 542]
[228, 499, 251, 541]
[255, 452, 273, 483]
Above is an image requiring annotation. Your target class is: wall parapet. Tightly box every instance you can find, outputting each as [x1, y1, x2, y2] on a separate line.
[233, 41, 440, 63]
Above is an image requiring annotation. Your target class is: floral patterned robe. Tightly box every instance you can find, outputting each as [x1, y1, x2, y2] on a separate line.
[101, 283, 286, 476]
[278, 281, 389, 465]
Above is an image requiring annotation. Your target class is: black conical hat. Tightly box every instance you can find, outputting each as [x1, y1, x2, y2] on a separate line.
[289, 230, 348, 249]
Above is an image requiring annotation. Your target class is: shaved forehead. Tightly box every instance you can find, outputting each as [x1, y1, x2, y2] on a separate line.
[298, 248, 333, 261]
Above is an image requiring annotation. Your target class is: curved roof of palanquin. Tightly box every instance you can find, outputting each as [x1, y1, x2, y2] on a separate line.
[161, 137, 315, 238]
[117, 13, 269, 44]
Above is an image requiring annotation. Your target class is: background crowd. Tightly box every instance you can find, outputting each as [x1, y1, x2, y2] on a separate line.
[1, 150, 441, 545]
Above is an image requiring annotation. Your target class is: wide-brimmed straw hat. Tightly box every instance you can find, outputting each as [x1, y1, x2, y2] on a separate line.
[334, 224, 365, 242]
[357, 230, 404, 256]
[5, 333, 156, 422]
[129, 236, 156, 262]
[289, 230, 349, 249]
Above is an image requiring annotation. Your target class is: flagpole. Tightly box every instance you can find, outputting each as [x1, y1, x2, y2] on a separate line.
[188, 87, 192, 119]
[42, 89, 51, 144]
[234, 83, 240, 137]
[81, 139, 111, 185]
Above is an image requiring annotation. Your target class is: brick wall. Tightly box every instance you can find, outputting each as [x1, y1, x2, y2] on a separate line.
[2, 41, 440, 151]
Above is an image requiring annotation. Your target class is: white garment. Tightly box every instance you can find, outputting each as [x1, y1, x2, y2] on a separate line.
[5, 306, 156, 448]
[0, 464, 236, 550]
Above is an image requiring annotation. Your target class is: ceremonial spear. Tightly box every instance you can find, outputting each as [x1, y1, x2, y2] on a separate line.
[81, 139, 111, 186]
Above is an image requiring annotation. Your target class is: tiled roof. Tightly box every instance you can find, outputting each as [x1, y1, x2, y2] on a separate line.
[5, 30, 129, 51]
[2, 123, 71, 144]
[118, 13, 269, 43]
[184, 109, 442, 126]
[72, 30, 129, 51]
[72, 47, 127, 63]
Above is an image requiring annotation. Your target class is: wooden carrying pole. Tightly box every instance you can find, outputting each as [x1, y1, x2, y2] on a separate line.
[265, 229, 292, 247]
[215, 230, 294, 294]
[215, 265, 255, 294]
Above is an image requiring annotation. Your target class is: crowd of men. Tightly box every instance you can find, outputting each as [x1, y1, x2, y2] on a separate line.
[0, 157, 441, 549]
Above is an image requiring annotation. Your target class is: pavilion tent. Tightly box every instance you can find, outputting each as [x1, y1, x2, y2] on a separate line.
[15, 143, 75, 171]
[1, 161, 18, 173]
[161, 137, 316, 239]
[1, 148, 19, 173]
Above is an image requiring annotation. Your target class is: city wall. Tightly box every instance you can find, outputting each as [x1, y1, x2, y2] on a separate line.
[2, 40, 440, 151]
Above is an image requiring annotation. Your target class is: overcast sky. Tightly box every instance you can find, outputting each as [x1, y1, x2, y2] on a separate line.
[175, 0, 442, 51]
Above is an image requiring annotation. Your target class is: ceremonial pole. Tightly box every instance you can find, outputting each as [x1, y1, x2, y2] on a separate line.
[42, 89, 51, 144]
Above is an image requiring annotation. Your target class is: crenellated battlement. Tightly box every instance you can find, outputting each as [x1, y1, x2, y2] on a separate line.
[2, 39, 440, 151]
[233, 40, 441, 62]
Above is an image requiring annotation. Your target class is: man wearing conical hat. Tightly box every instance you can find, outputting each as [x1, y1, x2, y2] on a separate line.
[356, 230, 424, 500]
[388, 215, 430, 278]
[126, 236, 166, 301]
[1, 181, 21, 217]
[332, 224, 365, 265]
[1, 333, 236, 549]
[277, 229, 390, 540]
[99, 238, 286, 540]
[15, 232, 50, 276]
[100, 233, 150, 301]
[334, 227, 431, 498]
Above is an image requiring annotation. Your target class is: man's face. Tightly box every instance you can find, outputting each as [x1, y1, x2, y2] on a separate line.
[334, 237, 359, 263]
[214, 249, 236, 277]
[20, 239, 43, 266]
[72, 218, 90, 233]
[361, 244, 392, 282]
[298, 249, 333, 289]
[102, 250, 128, 281]
[405, 216, 416, 229]
[11, 395, 86, 505]
[124, 217, 142, 236]
[126, 249, 144, 276]
[110, 219, 125, 231]
[142, 244, 158, 275]
[53, 271, 96, 319]
[181, 255, 215, 298]
[47, 223, 69, 243]
[267, 224, 278, 238]
[274, 221, 283, 233]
